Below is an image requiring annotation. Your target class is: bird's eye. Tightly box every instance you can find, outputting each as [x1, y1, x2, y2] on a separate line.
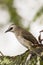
[9, 27, 13, 30]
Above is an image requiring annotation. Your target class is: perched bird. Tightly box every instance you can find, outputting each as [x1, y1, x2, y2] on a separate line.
[5, 24, 43, 56]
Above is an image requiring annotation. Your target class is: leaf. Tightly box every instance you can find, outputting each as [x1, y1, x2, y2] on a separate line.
[0, 50, 31, 65]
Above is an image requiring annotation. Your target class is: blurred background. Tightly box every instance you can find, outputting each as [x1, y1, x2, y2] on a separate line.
[0, 0, 43, 56]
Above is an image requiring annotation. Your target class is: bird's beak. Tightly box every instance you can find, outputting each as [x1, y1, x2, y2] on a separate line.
[5, 28, 10, 33]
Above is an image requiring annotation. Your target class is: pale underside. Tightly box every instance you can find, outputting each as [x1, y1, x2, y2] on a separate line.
[16, 35, 34, 50]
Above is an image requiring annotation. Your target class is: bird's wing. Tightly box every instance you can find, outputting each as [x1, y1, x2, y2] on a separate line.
[22, 30, 39, 45]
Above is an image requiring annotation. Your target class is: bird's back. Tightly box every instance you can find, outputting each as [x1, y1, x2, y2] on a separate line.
[16, 25, 39, 46]
[22, 29, 39, 45]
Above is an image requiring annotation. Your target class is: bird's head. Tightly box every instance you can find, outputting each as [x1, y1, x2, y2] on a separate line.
[5, 24, 17, 33]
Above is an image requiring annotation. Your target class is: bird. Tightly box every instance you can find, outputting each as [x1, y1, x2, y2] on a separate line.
[5, 24, 43, 56]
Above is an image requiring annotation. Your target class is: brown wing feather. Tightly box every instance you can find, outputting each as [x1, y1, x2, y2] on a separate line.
[17, 26, 43, 47]
[22, 29, 39, 45]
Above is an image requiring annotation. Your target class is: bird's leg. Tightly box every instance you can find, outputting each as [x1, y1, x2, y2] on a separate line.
[0, 51, 4, 56]
[38, 30, 43, 44]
